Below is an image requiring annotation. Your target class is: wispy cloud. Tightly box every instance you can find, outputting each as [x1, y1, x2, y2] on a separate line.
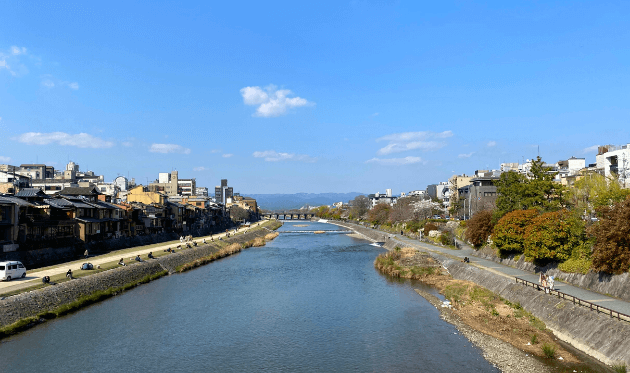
[253, 150, 316, 162]
[222, 153, 233, 158]
[0, 156, 11, 162]
[372, 112, 379, 116]
[487, 141, 496, 147]
[14, 132, 114, 148]
[458, 152, 475, 158]
[211, 149, 221, 153]
[583, 145, 599, 154]
[149, 143, 191, 154]
[376, 130, 453, 155]
[241, 85, 313, 117]
[122, 141, 133, 147]
[366, 156, 424, 165]
[0, 46, 28, 76]
[193, 166, 209, 171]
[40, 74, 79, 90]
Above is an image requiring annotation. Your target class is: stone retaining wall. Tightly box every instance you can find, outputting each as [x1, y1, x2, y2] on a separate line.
[442, 258, 630, 366]
[472, 249, 630, 303]
[0, 226, 274, 328]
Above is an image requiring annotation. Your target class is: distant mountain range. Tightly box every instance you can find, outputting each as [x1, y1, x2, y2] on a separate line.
[242, 192, 365, 211]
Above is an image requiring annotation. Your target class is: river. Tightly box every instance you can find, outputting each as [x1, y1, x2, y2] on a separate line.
[0, 221, 499, 372]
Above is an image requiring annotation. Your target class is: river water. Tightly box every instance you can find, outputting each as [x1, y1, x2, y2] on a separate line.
[0, 222, 499, 372]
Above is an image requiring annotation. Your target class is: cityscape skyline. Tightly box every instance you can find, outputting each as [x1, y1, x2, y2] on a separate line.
[1, 1, 629, 194]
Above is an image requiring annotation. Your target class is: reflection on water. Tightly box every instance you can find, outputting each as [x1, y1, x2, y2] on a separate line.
[0, 222, 498, 372]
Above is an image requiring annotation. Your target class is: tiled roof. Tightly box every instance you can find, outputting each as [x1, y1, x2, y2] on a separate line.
[14, 188, 47, 197]
[58, 187, 101, 195]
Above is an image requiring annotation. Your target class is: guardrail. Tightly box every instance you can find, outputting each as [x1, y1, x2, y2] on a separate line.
[515, 277, 630, 323]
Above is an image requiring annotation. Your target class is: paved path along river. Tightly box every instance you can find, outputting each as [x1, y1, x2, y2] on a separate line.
[338, 222, 630, 318]
[0, 222, 262, 295]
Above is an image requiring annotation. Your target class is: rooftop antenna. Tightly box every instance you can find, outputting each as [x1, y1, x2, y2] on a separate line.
[538, 145, 540, 158]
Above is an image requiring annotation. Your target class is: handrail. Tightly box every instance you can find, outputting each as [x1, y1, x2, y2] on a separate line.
[515, 277, 630, 323]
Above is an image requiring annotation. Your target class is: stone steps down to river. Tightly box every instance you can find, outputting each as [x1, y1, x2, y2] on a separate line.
[334, 221, 630, 366]
[0, 228, 272, 328]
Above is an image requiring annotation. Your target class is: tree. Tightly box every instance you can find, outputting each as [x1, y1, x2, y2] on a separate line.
[350, 195, 370, 219]
[589, 196, 630, 274]
[493, 209, 538, 254]
[494, 156, 566, 221]
[389, 196, 421, 224]
[230, 206, 250, 222]
[569, 173, 630, 217]
[368, 203, 391, 225]
[465, 210, 494, 248]
[523, 210, 587, 262]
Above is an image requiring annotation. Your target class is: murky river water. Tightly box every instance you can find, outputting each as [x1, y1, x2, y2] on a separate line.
[0, 222, 499, 372]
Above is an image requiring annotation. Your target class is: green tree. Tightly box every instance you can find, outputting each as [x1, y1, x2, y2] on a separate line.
[494, 156, 566, 221]
[523, 210, 587, 262]
[569, 173, 630, 217]
[589, 196, 630, 274]
[493, 209, 538, 254]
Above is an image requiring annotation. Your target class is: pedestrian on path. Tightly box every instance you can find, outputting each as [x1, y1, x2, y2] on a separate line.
[84, 249, 89, 259]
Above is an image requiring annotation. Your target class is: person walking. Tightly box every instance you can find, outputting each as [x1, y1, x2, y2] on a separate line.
[84, 249, 89, 259]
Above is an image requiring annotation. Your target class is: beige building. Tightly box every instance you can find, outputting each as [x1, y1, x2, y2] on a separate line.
[126, 186, 168, 205]
[448, 174, 473, 210]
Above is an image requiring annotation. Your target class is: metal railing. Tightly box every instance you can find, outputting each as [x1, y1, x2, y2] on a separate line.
[515, 277, 630, 323]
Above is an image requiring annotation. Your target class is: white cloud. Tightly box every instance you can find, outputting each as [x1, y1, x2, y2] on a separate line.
[252, 150, 316, 162]
[193, 166, 208, 171]
[0, 156, 11, 162]
[41, 79, 55, 88]
[211, 149, 221, 153]
[372, 112, 379, 116]
[487, 141, 496, 147]
[14, 132, 114, 148]
[376, 130, 452, 155]
[583, 145, 599, 153]
[149, 143, 191, 154]
[11, 46, 27, 55]
[67, 82, 79, 90]
[222, 153, 233, 158]
[241, 85, 313, 117]
[366, 156, 424, 165]
[122, 141, 133, 147]
[458, 152, 475, 158]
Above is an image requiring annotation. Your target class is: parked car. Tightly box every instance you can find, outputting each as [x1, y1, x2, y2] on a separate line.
[0, 261, 27, 281]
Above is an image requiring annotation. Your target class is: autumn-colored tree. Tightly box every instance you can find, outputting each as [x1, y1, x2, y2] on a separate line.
[465, 210, 494, 248]
[368, 203, 391, 225]
[523, 210, 587, 262]
[589, 196, 630, 274]
[492, 209, 538, 254]
[569, 173, 630, 217]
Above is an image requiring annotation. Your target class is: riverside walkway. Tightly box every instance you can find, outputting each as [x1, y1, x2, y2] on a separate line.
[0, 222, 265, 296]
[339, 221, 630, 319]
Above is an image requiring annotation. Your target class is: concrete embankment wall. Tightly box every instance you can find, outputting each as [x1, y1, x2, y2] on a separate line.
[336, 221, 630, 366]
[472, 250, 630, 303]
[0, 228, 272, 328]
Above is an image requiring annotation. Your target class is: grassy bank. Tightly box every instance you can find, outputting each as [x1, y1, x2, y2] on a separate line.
[374, 249, 618, 372]
[0, 270, 168, 340]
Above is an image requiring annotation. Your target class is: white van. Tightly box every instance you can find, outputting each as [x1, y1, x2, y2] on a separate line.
[0, 261, 27, 281]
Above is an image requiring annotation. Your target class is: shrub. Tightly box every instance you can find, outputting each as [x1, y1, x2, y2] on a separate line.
[612, 363, 627, 373]
[541, 343, 556, 359]
[465, 210, 494, 247]
[524, 210, 587, 262]
[439, 231, 453, 246]
[530, 334, 538, 345]
[424, 222, 439, 236]
[493, 209, 538, 254]
[590, 196, 630, 274]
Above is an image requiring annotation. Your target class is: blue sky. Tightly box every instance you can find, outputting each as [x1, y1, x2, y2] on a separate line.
[1, 1, 629, 194]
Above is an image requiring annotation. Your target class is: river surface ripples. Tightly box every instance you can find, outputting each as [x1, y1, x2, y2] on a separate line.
[0, 221, 499, 372]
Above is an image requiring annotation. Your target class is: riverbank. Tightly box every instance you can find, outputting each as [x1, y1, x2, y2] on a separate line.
[0, 220, 283, 339]
[336, 220, 630, 370]
[375, 249, 611, 372]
